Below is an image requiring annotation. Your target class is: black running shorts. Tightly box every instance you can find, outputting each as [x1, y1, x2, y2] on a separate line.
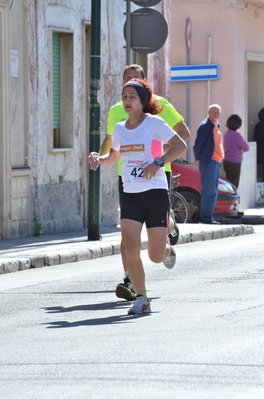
[119, 174, 171, 207]
[121, 189, 170, 228]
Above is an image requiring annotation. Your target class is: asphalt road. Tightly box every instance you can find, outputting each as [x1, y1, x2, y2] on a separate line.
[1, 226, 264, 399]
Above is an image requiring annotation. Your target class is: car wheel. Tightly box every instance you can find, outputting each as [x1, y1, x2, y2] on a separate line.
[178, 190, 200, 223]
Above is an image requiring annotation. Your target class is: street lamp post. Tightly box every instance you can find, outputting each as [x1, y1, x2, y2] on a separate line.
[88, 0, 101, 241]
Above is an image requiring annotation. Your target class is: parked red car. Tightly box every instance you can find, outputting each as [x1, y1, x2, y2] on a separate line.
[171, 159, 239, 223]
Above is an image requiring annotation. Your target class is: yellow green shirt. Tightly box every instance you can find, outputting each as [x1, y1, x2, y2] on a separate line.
[107, 95, 184, 176]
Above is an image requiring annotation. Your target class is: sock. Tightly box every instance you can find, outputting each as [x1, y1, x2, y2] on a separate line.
[124, 271, 129, 279]
[136, 291, 147, 300]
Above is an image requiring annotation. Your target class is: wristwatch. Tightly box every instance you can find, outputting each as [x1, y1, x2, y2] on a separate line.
[154, 157, 165, 167]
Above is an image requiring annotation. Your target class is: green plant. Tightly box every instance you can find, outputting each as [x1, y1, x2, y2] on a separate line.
[34, 216, 43, 237]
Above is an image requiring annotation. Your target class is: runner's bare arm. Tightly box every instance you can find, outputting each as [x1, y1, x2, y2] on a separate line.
[172, 121, 190, 142]
[99, 134, 112, 155]
[88, 148, 120, 169]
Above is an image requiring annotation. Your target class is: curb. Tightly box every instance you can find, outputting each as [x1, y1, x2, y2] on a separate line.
[0, 224, 254, 275]
[222, 215, 264, 225]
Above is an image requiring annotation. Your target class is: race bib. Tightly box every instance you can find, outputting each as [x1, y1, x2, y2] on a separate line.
[124, 165, 144, 183]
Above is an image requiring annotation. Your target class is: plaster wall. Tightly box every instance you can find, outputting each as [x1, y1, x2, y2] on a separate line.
[171, 1, 264, 137]
[10, 0, 27, 167]
[10, 0, 30, 237]
[5, 0, 177, 238]
[170, 0, 264, 207]
[99, 1, 127, 226]
[27, 0, 88, 235]
[99, 0, 172, 226]
[171, 3, 238, 140]
[26, 0, 127, 235]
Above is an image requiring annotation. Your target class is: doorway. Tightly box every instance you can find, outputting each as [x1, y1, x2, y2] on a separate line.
[247, 53, 264, 141]
[0, 2, 11, 239]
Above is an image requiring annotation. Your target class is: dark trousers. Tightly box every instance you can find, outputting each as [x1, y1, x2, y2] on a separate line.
[199, 159, 221, 222]
[257, 163, 264, 182]
[223, 160, 241, 188]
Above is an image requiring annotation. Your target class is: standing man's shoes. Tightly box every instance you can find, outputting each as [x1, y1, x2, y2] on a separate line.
[199, 219, 220, 225]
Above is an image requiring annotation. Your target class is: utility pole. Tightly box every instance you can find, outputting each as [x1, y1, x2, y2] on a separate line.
[88, 0, 101, 241]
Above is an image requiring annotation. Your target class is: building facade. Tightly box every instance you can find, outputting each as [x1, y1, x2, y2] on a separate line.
[2, 0, 263, 240]
[169, 0, 264, 210]
[0, 0, 170, 240]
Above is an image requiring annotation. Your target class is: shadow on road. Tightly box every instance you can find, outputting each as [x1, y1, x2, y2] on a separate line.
[42, 298, 159, 327]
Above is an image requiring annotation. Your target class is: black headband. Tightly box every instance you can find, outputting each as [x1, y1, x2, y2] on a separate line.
[122, 80, 149, 107]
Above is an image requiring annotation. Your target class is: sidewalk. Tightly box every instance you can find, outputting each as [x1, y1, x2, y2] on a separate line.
[1, 207, 263, 275]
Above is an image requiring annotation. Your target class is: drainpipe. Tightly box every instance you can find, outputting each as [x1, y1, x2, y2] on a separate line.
[88, 0, 101, 241]
[207, 35, 212, 109]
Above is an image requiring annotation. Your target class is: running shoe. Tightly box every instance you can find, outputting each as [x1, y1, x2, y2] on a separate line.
[163, 238, 176, 269]
[169, 208, 179, 246]
[115, 276, 136, 301]
[127, 296, 151, 315]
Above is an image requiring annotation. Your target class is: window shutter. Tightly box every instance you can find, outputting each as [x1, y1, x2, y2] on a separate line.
[52, 32, 60, 129]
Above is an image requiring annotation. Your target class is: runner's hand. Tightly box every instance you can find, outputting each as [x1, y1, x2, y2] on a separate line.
[88, 152, 99, 171]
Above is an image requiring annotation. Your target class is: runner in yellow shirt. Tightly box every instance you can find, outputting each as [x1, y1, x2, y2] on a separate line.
[98, 64, 190, 301]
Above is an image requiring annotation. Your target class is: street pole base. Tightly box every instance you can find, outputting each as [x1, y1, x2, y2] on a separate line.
[88, 224, 101, 241]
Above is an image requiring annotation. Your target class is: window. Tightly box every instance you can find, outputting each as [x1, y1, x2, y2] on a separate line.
[52, 30, 74, 149]
[52, 32, 60, 147]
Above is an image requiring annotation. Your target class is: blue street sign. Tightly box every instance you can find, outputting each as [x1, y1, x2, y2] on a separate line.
[170, 64, 219, 82]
